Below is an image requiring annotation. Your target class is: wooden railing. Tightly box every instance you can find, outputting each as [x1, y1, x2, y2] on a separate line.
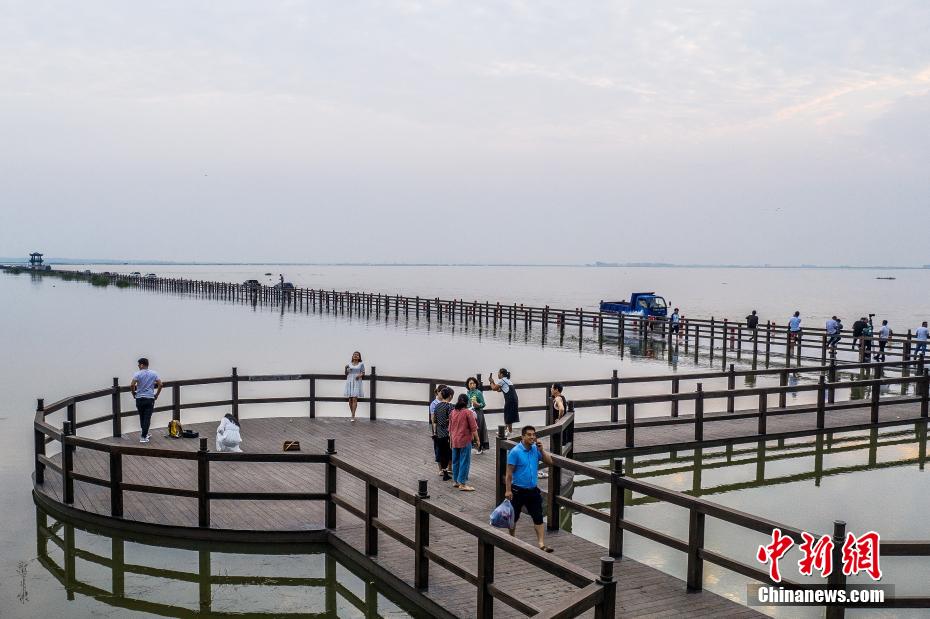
[10, 264, 927, 367]
[494, 412, 930, 614]
[32, 379, 619, 618]
[31, 364, 930, 616]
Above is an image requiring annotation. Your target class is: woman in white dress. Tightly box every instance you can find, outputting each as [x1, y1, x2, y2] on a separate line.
[344, 351, 365, 421]
[216, 413, 242, 452]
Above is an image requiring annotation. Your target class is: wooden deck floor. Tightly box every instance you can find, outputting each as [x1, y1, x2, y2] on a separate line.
[35, 417, 760, 618]
[574, 398, 929, 459]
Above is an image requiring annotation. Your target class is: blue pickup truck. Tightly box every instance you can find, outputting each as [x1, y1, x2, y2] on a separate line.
[599, 292, 669, 318]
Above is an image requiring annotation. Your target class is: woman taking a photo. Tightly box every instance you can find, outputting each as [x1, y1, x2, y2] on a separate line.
[344, 351, 365, 421]
[489, 368, 519, 437]
[466, 376, 488, 454]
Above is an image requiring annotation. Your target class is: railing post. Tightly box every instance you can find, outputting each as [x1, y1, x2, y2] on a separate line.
[495, 426, 507, 504]
[67, 400, 76, 432]
[62, 421, 74, 504]
[757, 392, 767, 435]
[625, 401, 635, 448]
[608, 459, 624, 558]
[779, 370, 788, 408]
[694, 383, 704, 442]
[610, 369, 619, 422]
[477, 538, 494, 619]
[369, 366, 377, 420]
[325, 439, 337, 528]
[110, 450, 123, 517]
[172, 384, 181, 421]
[309, 376, 316, 418]
[726, 363, 735, 412]
[870, 378, 880, 424]
[35, 398, 45, 484]
[828, 358, 837, 404]
[197, 437, 210, 527]
[365, 481, 378, 555]
[816, 376, 826, 429]
[415, 480, 430, 591]
[686, 508, 705, 591]
[826, 520, 847, 619]
[546, 429, 562, 531]
[231, 367, 239, 421]
[593, 557, 617, 619]
[921, 369, 929, 418]
[671, 377, 680, 417]
[111, 378, 122, 437]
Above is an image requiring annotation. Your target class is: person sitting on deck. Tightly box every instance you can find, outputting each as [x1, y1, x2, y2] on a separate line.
[505, 425, 554, 552]
[216, 413, 242, 452]
[746, 310, 759, 331]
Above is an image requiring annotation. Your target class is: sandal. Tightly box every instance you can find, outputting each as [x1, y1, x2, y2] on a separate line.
[539, 545, 554, 553]
[452, 483, 461, 488]
[458, 485, 475, 492]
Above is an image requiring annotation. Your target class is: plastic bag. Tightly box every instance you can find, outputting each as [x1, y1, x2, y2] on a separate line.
[490, 499, 515, 529]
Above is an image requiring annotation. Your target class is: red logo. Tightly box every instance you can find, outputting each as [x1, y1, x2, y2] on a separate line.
[757, 529, 882, 582]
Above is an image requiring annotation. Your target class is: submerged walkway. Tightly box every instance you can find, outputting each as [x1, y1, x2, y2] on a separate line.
[574, 399, 929, 459]
[34, 417, 759, 618]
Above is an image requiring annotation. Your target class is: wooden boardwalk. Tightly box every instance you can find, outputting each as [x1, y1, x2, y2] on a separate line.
[35, 417, 760, 618]
[574, 399, 929, 460]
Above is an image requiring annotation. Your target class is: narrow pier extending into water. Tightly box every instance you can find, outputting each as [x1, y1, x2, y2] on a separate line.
[31, 362, 930, 616]
[7, 265, 923, 368]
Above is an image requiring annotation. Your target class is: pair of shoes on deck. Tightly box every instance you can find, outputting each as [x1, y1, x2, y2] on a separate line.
[139, 435, 150, 443]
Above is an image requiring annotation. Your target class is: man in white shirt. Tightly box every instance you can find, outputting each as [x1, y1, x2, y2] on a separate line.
[130, 357, 163, 443]
[875, 320, 892, 362]
[915, 321, 929, 358]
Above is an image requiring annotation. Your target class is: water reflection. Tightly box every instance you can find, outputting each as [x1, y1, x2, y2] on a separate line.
[35, 506, 424, 618]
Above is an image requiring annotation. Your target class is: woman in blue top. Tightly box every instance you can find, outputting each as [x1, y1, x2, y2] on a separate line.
[489, 368, 519, 437]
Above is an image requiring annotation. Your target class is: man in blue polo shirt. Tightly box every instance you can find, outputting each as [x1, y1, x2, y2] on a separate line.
[505, 425, 555, 552]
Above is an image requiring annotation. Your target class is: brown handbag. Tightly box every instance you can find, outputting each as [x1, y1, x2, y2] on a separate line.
[283, 440, 301, 452]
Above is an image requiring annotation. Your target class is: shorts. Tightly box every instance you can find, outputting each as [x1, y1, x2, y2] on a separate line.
[671, 323, 680, 333]
[510, 485, 544, 526]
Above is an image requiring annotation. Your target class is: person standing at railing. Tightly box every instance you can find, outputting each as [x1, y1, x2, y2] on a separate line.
[505, 425, 555, 552]
[431, 386, 454, 481]
[489, 368, 519, 437]
[915, 321, 929, 357]
[670, 308, 681, 339]
[825, 316, 842, 351]
[449, 394, 479, 491]
[130, 357, 162, 444]
[853, 317, 868, 351]
[430, 384, 448, 474]
[343, 351, 365, 422]
[788, 311, 802, 347]
[876, 320, 892, 362]
[466, 377, 488, 454]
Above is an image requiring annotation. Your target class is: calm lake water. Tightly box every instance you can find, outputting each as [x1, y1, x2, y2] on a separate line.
[2, 265, 928, 616]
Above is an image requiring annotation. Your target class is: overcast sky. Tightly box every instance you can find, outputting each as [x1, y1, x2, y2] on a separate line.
[1, 1, 928, 265]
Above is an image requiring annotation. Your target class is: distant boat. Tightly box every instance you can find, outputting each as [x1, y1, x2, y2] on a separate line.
[875, 276, 896, 280]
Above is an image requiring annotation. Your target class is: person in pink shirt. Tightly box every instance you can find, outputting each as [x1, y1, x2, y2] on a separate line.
[449, 394, 479, 491]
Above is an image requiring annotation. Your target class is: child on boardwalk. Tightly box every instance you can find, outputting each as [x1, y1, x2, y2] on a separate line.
[449, 394, 479, 491]
[466, 377, 488, 454]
